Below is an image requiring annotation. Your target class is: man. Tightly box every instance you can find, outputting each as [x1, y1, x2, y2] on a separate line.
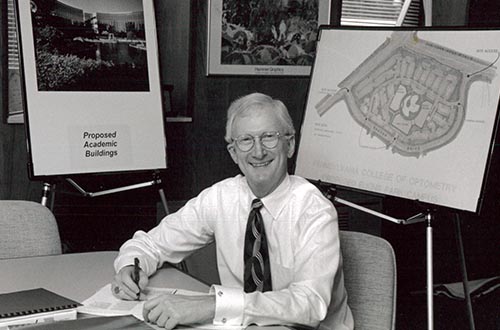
[112, 92, 353, 329]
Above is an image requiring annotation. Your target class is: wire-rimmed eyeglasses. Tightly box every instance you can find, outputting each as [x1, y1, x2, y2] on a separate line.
[231, 131, 293, 152]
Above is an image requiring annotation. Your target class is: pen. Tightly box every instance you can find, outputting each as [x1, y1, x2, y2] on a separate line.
[133, 257, 140, 300]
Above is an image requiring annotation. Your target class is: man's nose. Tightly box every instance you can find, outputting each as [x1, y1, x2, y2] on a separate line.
[252, 138, 266, 158]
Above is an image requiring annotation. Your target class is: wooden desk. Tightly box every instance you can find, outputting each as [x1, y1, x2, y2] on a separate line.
[0, 252, 209, 302]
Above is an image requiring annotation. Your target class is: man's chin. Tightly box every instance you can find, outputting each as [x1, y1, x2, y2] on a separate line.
[247, 175, 270, 187]
[249, 177, 270, 187]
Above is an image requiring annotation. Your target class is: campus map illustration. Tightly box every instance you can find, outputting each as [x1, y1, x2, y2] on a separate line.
[315, 31, 498, 157]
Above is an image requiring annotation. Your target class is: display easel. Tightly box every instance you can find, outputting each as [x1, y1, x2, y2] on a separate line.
[412, 1, 474, 329]
[40, 170, 169, 216]
[39, 170, 188, 270]
[385, 2, 476, 329]
[316, 181, 476, 330]
[453, 212, 476, 330]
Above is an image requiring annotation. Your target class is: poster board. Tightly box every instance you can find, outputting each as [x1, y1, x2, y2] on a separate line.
[295, 27, 500, 213]
[16, 0, 167, 178]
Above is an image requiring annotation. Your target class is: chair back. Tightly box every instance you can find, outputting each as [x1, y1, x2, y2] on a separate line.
[0, 200, 62, 259]
[338, 230, 396, 330]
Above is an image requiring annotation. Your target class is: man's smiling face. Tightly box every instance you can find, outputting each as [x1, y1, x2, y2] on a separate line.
[227, 106, 295, 198]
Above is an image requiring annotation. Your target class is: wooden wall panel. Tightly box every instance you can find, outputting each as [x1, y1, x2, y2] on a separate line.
[433, 0, 469, 26]
[165, 0, 311, 199]
[155, 0, 191, 114]
[0, 123, 42, 200]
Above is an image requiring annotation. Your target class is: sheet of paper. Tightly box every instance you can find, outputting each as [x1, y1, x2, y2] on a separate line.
[79, 284, 243, 329]
[78, 284, 206, 321]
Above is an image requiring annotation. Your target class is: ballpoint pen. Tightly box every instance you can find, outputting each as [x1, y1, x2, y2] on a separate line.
[133, 257, 140, 300]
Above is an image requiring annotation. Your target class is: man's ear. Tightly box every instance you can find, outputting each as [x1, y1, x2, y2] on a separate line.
[287, 136, 296, 158]
[227, 144, 238, 164]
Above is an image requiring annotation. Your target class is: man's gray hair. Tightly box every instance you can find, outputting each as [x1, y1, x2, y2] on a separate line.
[224, 92, 296, 143]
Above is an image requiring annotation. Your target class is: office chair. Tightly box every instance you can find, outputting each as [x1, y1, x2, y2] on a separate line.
[0, 200, 62, 259]
[321, 230, 397, 330]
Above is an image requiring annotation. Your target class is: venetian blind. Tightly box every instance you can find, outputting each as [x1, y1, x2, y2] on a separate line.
[341, 0, 422, 27]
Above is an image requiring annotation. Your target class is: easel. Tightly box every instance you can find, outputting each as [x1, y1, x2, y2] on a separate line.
[40, 170, 169, 216]
[317, 181, 476, 330]
[393, 2, 466, 329]
[39, 171, 195, 271]
[415, 1, 475, 329]
[416, 1, 477, 326]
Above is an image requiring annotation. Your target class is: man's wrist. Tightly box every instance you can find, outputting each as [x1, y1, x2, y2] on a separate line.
[199, 295, 217, 324]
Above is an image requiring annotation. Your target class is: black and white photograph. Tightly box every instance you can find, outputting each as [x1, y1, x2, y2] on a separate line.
[1, 2, 499, 330]
[15, 0, 166, 177]
[207, 0, 330, 75]
[30, 0, 149, 92]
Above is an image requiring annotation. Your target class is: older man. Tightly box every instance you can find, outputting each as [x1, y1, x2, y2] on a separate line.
[112, 92, 353, 329]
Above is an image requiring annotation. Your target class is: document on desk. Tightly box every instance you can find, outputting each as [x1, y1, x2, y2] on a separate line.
[78, 284, 242, 330]
[79, 284, 203, 320]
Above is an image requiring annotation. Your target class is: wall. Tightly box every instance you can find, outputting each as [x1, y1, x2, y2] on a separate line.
[162, 0, 311, 200]
[433, 0, 469, 26]
[0, 122, 42, 200]
[155, 0, 191, 113]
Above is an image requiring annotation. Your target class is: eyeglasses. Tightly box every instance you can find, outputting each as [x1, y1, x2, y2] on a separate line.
[231, 131, 292, 152]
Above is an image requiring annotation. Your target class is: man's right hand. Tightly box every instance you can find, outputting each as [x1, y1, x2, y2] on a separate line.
[112, 265, 148, 300]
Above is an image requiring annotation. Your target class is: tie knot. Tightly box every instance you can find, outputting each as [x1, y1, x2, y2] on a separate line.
[251, 199, 263, 210]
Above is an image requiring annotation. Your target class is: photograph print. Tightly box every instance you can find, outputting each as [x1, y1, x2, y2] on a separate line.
[207, 0, 331, 76]
[15, 0, 166, 178]
[29, 0, 149, 91]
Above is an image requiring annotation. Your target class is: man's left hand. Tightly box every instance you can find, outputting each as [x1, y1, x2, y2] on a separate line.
[143, 293, 216, 329]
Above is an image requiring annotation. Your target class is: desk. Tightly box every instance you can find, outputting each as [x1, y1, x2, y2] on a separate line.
[0, 252, 286, 330]
[0, 252, 209, 302]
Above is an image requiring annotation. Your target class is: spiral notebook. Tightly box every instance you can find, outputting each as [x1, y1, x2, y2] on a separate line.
[0, 288, 81, 328]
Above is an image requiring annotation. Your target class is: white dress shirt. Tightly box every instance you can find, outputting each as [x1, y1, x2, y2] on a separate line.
[114, 174, 353, 329]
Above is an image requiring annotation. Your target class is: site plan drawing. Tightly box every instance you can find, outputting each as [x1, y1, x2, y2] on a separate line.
[295, 28, 500, 212]
[315, 31, 498, 158]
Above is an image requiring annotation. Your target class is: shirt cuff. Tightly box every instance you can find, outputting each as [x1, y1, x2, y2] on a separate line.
[210, 285, 244, 326]
[114, 255, 150, 276]
[114, 256, 133, 273]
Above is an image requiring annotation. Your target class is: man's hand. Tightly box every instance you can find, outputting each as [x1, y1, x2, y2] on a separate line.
[143, 294, 216, 329]
[112, 265, 148, 300]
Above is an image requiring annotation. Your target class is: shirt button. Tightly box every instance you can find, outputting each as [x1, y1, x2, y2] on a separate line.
[222, 318, 227, 323]
[218, 291, 223, 297]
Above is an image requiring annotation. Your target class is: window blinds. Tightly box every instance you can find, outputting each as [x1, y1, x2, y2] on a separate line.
[341, 0, 421, 27]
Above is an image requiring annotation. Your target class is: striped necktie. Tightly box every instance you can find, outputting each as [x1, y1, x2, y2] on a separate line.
[244, 199, 272, 292]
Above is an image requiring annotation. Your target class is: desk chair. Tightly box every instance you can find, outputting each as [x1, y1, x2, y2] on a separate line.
[321, 230, 397, 330]
[0, 200, 62, 259]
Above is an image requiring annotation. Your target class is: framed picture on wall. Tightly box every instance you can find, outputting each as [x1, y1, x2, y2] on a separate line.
[207, 0, 331, 76]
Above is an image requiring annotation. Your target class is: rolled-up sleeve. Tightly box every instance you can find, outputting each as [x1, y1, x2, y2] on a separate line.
[114, 190, 216, 275]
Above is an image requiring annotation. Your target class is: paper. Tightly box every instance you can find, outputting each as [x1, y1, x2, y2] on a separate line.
[79, 284, 243, 330]
[79, 284, 243, 329]
[79, 284, 206, 321]
[434, 276, 500, 300]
